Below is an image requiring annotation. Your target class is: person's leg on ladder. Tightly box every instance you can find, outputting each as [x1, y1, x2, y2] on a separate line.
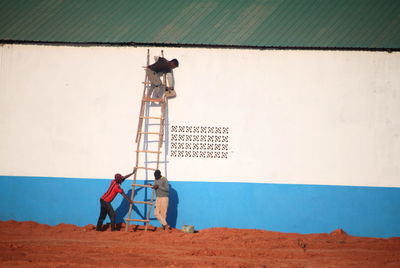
[153, 85, 164, 99]
[145, 69, 162, 98]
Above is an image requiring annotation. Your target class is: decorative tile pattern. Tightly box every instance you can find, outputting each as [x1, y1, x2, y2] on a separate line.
[170, 125, 229, 159]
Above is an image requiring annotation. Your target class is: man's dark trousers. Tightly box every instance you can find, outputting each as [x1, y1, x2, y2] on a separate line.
[96, 198, 117, 231]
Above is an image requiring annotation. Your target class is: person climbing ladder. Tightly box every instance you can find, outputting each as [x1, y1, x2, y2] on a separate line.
[145, 57, 179, 98]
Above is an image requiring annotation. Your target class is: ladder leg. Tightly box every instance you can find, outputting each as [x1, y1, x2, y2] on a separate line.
[135, 101, 145, 143]
[145, 189, 155, 231]
[136, 49, 151, 143]
[125, 184, 136, 232]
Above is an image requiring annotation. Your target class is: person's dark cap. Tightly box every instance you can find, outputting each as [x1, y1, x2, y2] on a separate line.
[114, 173, 123, 183]
[154, 170, 162, 179]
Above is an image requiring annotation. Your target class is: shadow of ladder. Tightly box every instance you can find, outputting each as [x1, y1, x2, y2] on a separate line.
[125, 49, 168, 232]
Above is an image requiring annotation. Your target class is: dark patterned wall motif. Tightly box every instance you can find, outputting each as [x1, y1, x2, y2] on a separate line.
[170, 125, 229, 159]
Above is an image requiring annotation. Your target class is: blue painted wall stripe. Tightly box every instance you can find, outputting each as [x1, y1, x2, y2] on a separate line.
[0, 176, 399, 238]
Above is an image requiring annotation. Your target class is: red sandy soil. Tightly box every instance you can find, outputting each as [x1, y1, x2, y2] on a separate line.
[0, 221, 399, 268]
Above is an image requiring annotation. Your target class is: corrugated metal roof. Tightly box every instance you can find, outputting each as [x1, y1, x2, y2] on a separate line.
[0, 0, 399, 49]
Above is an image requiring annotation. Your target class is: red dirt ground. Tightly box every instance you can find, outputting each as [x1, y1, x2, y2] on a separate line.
[0, 220, 399, 268]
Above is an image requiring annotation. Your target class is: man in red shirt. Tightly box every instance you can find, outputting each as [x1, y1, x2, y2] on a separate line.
[96, 168, 137, 231]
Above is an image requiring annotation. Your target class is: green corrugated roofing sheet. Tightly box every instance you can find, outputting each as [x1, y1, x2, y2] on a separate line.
[1, 0, 399, 49]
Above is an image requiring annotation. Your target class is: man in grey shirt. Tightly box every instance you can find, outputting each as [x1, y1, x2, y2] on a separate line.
[152, 170, 171, 230]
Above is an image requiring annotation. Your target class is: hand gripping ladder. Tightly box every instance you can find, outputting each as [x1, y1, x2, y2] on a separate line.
[125, 49, 168, 232]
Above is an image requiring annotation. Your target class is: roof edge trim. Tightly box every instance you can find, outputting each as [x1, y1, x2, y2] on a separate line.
[1, 40, 398, 53]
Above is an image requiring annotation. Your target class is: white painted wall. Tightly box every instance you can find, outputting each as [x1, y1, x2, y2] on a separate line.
[1, 44, 399, 187]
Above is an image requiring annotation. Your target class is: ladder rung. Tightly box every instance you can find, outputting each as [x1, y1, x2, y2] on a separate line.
[133, 201, 154, 205]
[143, 98, 164, 103]
[139, 132, 162, 135]
[142, 81, 164, 85]
[132, 183, 153, 188]
[136, 150, 161, 154]
[126, 219, 150, 222]
[136, 166, 156, 171]
[140, 116, 164, 120]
